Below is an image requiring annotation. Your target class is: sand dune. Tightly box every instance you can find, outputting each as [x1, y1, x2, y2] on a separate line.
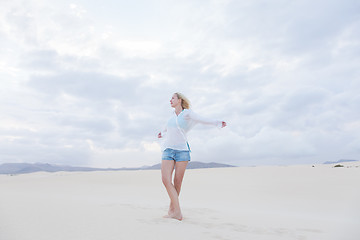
[1, 162, 359, 240]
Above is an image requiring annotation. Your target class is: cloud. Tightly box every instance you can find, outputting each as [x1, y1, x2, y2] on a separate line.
[0, 0, 359, 167]
[28, 71, 141, 102]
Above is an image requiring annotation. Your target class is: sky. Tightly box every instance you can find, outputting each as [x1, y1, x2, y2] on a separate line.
[1, 0, 359, 168]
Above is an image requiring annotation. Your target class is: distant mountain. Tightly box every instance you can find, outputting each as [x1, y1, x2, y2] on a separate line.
[0, 163, 109, 174]
[0, 161, 235, 175]
[146, 161, 235, 170]
[323, 159, 359, 164]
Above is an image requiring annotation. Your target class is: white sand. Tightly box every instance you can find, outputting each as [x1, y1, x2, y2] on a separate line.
[1, 162, 359, 240]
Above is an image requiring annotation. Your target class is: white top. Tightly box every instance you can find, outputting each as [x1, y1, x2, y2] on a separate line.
[160, 109, 222, 151]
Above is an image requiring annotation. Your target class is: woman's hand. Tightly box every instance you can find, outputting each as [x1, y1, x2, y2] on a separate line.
[158, 132, 162, 138]
[221, 121, 227, 128]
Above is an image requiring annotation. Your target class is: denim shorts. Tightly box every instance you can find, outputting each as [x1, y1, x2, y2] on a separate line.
[162, 148, 191, 162]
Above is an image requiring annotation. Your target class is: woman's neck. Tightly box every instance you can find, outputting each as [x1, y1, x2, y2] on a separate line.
[175, 106, 183, 115]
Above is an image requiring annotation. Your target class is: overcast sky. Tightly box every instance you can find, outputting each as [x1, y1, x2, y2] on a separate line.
[1, 0, 359, 168]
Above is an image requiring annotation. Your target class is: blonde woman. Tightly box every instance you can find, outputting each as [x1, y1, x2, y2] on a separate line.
[158, 92, 226, 220]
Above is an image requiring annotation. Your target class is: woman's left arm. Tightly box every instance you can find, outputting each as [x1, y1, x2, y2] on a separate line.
[187, 110, 226, 128]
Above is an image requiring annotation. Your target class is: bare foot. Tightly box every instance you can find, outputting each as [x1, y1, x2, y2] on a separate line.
[168, 207, 175, 216]
[171, 214, 183, 221]
[163, 211, 183, 221]
[168, 211, 183, 221]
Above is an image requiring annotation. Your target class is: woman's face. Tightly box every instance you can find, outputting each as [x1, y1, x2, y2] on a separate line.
[170, 94, 181, 108]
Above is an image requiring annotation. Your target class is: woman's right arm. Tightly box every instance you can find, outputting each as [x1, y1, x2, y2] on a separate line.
[158, 124, 167, 138]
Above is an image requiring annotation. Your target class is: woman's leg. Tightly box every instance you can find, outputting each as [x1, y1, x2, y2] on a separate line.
[167, 161, 188, 216]
[161, 160, 183, 220]
[174, 161, 188, 195]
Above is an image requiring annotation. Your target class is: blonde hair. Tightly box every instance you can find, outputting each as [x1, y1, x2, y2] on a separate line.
[175, 92, 191, 109]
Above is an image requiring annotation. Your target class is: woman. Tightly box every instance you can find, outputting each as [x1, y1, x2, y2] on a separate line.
[158, 92, 226, 221]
